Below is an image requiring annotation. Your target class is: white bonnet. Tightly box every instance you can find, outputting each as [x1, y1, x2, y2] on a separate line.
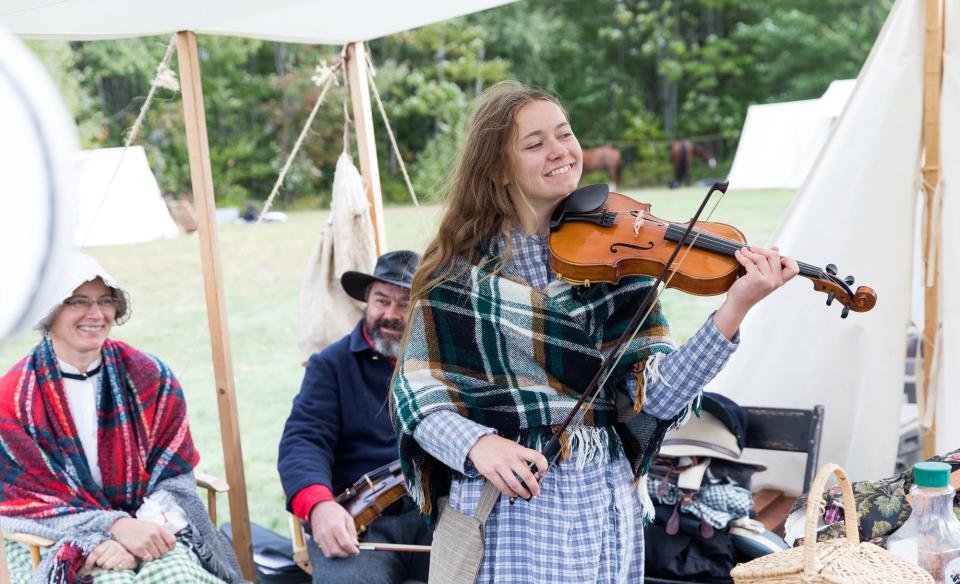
[33, 252, 130, 333]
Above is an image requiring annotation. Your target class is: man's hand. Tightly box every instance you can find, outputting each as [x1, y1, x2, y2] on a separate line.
[82, 539, 137, 574]
[309, 501, 360, 558]
[467, 434, 548, 499]
[108, 517, 176, 561]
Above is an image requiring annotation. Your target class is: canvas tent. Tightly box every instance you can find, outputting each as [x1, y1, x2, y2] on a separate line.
[709, 0, 956, 494]
[2, 2, 517, 578]
[727, 79, 855, 190]
[76, 146, 180, 247]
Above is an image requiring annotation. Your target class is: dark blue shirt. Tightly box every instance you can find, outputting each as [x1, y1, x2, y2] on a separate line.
[278, 321, 397, 510]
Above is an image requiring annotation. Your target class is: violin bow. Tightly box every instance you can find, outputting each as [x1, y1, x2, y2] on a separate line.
[512, 181, 731, 502]
[359, 542, 431, 553]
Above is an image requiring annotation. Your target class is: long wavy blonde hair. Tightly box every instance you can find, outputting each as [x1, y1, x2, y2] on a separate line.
[411, 80, 565, 298]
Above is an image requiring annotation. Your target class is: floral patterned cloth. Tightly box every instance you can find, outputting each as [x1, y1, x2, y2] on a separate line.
[790, 448, 960, 545]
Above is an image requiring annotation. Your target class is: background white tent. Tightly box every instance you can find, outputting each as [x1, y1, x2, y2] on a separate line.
[710, 0, 956, 493]
[727, 79, 855, 190]
[76, 146, 180, 247]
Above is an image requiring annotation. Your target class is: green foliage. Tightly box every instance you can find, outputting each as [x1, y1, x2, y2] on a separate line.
[410, 116, 465, 202]
[29, 0, 894, 202]
[25, 40, 106, 146]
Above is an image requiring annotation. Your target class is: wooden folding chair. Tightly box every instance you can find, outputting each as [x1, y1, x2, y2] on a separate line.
[0, 471, 229, 584]
[288, 513, 312, 575]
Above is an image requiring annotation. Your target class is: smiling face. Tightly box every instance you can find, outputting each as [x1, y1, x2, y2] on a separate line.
[509, 99, 583, 212]
[363, 281, 410, 358]
[49, 278, 115, 368]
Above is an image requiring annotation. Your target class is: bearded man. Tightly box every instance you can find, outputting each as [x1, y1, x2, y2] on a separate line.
[278, 250, 429, 584]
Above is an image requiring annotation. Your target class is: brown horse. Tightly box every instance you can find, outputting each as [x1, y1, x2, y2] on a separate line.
[581, 146, 622, 188]
[669, 140, 716, 188]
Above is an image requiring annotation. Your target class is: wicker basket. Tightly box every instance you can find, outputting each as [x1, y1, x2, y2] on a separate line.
[730, 463, 934, 583]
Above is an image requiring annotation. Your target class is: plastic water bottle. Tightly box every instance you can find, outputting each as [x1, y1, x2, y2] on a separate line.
[886, 462, 960, 583]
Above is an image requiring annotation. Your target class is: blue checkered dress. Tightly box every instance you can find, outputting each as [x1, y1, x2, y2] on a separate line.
[414, 230, 738, 583]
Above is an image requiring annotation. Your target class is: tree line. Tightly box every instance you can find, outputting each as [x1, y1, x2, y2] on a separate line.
[29, 0, 892, 207]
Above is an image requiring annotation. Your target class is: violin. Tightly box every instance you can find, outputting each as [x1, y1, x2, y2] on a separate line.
[548, 184, 877, 317]
[335, 460, 408, 534]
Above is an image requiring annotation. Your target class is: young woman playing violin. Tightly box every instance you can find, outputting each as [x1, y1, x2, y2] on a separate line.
[392, 80, 800, 582]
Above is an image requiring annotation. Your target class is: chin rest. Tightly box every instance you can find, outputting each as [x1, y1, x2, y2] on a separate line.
[549, 183, 610, 231]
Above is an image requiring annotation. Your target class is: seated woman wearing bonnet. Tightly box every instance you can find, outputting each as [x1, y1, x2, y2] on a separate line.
[0, 253, 243, 584]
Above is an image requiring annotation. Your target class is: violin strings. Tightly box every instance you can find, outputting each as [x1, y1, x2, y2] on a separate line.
[669, 227, 824, 279]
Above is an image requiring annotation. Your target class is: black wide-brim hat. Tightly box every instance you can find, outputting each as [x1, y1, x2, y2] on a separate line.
[341, 250, 421, 302]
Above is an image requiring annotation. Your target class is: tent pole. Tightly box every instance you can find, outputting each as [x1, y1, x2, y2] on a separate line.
[175, 31, 256, 581]
[346, 42, 388, 255]
[920, 0, 945, 459]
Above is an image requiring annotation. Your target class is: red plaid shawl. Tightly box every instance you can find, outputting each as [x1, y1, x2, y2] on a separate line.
[0, 338, 199, 575]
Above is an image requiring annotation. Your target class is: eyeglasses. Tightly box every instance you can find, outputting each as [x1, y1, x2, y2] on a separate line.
[62, 297, 120, 312]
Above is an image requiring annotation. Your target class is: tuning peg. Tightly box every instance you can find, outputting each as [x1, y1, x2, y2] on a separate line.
[844, 275, 855, 286]
[825, 263, 838, 276]
[841, 305, 850, 319]
[826, 291, 835, 306]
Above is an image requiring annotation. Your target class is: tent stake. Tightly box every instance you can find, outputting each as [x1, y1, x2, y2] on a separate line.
[920, 0, 944, 459]
[175, 31, 256, 582]
[346, 42, 388, 255]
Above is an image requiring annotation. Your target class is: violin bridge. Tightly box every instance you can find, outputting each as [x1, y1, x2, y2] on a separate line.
[633, 210, 645, 236]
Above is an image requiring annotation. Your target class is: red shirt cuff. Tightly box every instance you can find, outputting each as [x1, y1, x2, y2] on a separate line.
[292, 484, 335, 521]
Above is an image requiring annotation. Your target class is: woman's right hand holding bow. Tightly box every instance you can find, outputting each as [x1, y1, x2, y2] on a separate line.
[468, 434, 548, 499]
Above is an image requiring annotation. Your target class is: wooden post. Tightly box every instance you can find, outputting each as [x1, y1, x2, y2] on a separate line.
[175, 31, 256, 581]
[920, 0, 944, 458]
[346, 42, 388, 255]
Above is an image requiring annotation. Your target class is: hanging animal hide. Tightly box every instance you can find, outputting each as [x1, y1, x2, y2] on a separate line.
[297, 153, 376, 363]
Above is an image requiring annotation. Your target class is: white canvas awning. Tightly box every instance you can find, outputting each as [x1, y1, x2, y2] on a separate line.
[1, 0, 517, 43]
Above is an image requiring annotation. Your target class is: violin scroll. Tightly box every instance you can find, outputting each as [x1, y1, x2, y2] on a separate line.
[810, 265, 878, 318]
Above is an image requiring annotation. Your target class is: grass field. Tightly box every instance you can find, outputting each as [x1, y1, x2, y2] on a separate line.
[0, 185, 794, 533]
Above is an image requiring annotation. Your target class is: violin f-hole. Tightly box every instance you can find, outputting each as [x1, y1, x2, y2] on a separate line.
[610, 241, 655, 253]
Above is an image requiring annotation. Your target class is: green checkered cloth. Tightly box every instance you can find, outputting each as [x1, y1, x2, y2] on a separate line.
[4, 537, 225, 584]
[4, 539, 32, 584]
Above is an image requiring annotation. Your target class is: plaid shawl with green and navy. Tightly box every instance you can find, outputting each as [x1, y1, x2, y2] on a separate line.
[392, 255, 678, 516]
[0, 338, 200, 582]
